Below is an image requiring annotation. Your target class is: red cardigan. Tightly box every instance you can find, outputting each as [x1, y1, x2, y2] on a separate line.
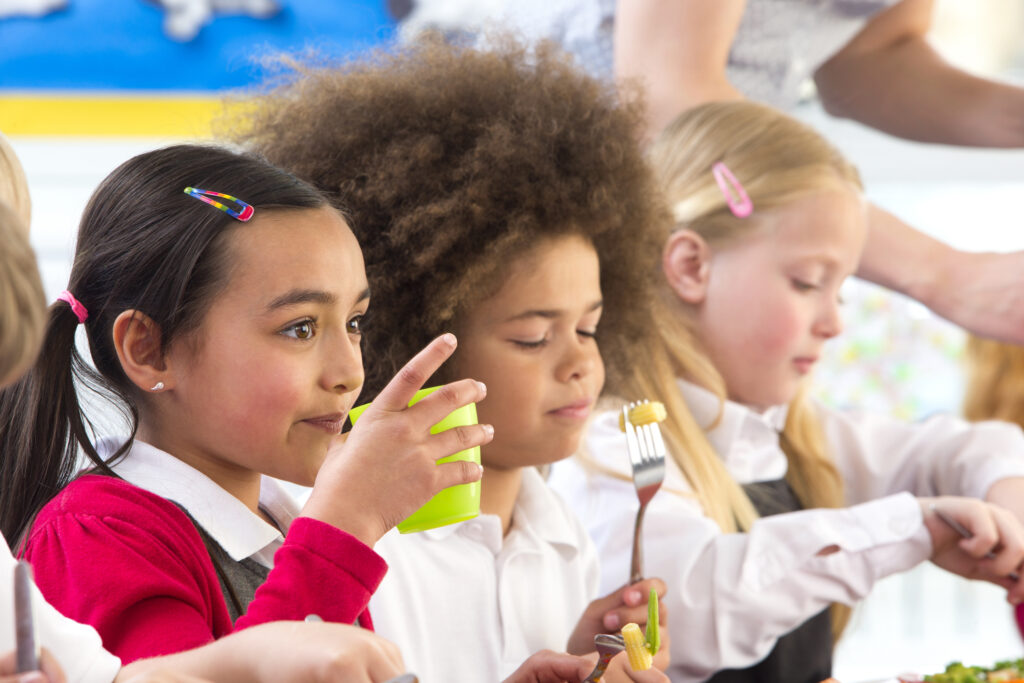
[22, 475, 387, 662]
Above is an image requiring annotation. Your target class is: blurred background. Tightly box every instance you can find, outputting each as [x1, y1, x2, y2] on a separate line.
[3, 2, 1024, 680]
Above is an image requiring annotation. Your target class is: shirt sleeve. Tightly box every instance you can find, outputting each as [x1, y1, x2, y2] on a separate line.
[1, 537, 122, 683]
[818, 402, 1024, 503]
[549, 416, 932, 683]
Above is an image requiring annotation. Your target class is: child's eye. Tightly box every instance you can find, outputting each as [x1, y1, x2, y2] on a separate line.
[578, 329, 598, 340]
[791, 278, 819, 292]
[511, 338, 548, 349]
[282, 319, 317, 340]
[347, 314, 365, 336]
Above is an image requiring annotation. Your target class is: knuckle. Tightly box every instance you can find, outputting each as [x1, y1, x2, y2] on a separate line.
[396, 365, 426, 389]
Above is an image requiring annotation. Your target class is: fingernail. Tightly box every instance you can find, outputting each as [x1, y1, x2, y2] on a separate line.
[476, 381, 487, 396]
[482, 424, 494, 437]
[626, 590, 642, 604]
[603, 613, 620, 630]
[476, 464, 485, 476]
[441, 333, 456, 347]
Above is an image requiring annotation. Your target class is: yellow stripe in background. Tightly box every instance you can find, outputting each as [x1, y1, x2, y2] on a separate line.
[0, 94, 240, 137]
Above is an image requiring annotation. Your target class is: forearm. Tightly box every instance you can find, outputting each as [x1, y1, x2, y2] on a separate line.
[985, 477, 1024, 524]
[856, 204, 952, 305]
[815, 37, 1024, 147]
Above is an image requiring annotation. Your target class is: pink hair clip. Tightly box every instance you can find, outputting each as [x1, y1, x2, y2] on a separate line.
[184, 187, 254, 222]
[711, 162, 753, 218]
[57, 290, 88, 324]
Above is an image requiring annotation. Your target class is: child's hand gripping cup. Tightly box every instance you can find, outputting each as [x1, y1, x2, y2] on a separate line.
[349, 386, 481, 533]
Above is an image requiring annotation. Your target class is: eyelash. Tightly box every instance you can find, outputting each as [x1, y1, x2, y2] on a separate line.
[512, 329, 598, 349]
[282, 318, 317, 340]
[791, 278, 819, 292]
[280, 314, 365, 341]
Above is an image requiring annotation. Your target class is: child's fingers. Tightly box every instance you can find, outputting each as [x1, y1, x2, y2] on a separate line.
[982, 506, 1024, 577]
[372, 334, 458, 412]
[600, 578, 667, 630]
[433, 458, 484, 491]
[429, 424, 494, 461]
[407, 378, 487, 430]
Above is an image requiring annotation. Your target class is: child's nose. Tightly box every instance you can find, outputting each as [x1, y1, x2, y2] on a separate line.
[557, 339, 599, 382]
[323, 335, 364, 393]
[813, 300, 844, 339]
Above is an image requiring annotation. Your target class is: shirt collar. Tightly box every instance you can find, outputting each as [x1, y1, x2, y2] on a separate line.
[678, 380, 790, 483]
[422, 468, 583, 558]
[99, 438, 298, 562]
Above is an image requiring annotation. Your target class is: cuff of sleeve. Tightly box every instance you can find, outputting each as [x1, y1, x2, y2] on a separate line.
[286, 516, 388, 591]
[959, 421, 1024, 498]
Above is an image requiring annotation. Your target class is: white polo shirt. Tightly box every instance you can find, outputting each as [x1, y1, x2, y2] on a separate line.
[369, 466, 600, 683]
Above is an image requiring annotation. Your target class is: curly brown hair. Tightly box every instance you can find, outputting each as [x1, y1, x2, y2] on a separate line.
[233, 36, 669, 400]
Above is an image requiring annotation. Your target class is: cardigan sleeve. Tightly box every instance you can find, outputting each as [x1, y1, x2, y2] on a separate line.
[236, 516, 387, 630]
[23, 476, 233, 663]
[23, 476, 388, 663]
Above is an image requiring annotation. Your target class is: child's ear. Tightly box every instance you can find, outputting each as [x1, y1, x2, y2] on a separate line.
[112, 310, 173, 394]
[662, 229, 711, 304]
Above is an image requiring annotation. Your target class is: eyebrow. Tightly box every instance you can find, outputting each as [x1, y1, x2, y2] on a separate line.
[502, 299, 603, 323]
[265, 287, 370, 312]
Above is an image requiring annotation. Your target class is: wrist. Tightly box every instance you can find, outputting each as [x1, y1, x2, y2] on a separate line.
[298, 494, 386, 548]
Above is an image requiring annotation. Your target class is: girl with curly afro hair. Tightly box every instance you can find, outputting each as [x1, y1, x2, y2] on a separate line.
[235, 36, 672, 682]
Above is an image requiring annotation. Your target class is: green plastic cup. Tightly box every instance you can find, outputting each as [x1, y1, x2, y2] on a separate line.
[347, 385, 481, 533]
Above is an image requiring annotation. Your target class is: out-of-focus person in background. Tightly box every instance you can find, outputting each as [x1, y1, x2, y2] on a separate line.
[394, 0, 1024, 348]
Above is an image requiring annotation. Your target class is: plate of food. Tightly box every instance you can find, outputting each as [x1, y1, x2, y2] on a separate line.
[823, 659, 1024, 683]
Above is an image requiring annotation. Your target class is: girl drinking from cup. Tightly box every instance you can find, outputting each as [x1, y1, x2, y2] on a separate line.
[237, 37, 670, 682]
[0, 144, 491, 662]
[547, 100, 1024, 683]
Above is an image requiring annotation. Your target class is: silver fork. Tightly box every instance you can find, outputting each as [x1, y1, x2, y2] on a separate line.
[582, 633, 626, 683]
[623, 401, 667, 584]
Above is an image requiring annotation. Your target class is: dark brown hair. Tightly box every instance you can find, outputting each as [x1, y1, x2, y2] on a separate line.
[0, 144, 327, 546]
[234, 36, 668, 400]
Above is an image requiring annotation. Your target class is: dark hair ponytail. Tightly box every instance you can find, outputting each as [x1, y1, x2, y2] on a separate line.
[0, 144, 327, 547]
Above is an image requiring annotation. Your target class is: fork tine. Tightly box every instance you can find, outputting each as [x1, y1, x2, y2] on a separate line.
[649, 420, 668, 459]
[638, 422, 657, 463]
[622, 404, 642, 467]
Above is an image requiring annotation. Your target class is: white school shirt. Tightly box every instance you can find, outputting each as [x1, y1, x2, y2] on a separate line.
[103, 438, 300, 568]
[369, 466, 600, 683]
[547, 380, 1024, 683]
[1, 535, 122, 683]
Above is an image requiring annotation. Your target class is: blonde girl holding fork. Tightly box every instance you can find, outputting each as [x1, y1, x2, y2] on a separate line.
[549, 100, 1024, 683]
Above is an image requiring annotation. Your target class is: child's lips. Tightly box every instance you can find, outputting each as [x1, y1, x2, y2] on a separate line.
[302, 413, 346, 434]
[548, 398, 594, 420]
[793, 357, 818, 373]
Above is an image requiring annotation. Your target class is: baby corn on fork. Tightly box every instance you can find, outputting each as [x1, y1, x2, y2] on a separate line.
[623, 400, 667, 584]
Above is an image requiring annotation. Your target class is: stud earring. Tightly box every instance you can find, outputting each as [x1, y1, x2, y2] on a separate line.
[150, 382, 165, 392]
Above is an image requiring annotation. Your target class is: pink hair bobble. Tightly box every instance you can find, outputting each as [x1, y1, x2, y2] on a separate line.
[711, 162, 753, 218]
[57, 290, 88, 324]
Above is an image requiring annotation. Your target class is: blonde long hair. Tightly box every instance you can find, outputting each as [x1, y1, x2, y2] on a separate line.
[614, 101, 864, 638]
[963, 335, 1024, 426]
[0, 133, 31, 234]
[0, 132, 45, 387]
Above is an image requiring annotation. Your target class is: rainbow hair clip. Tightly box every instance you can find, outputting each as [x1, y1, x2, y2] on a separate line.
[183, 187, 255, 222]
[711, 162, 753, 218]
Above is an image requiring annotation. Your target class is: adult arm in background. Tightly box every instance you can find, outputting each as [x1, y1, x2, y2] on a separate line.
[814, 0, 1024, 147]
[616, 0, 1024, 343]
